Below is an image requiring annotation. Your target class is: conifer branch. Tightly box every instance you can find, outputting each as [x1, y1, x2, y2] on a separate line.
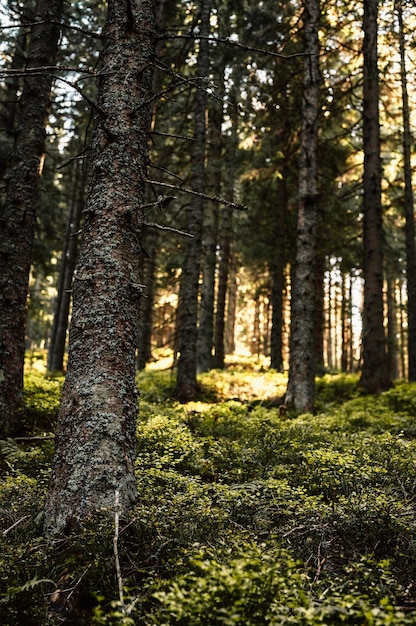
[0, 65, 99, 78]
[152, 60, 235, 109]
[145, 179, 248, 211]
[149, 162, 186, 181]
[151, 130, 196, 142]
[0, 20, 103, 39]
[160, 33, 308, 61]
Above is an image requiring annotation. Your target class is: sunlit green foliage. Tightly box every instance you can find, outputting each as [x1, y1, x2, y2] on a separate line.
[1, 369, 416, 624]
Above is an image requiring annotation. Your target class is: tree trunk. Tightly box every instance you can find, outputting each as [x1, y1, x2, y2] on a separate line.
[386, 273, 399, 380]
[197, 92, 223, 373]
[214, 83, 238, 369]
[44, 0, 156, 537]
[285, 0, 320, 412]
[269, 177, 287, 372]
[341, 273, 349, 372]
[0, 12, 31, 183]
[136, 0, 170, 371]
[0, 0, 63, 437]
[225, 257, 237, 356]
[314, 252, 325, 375]
[396, 0, 416, 381]
[137, 227, 158, 370]
[47, 159, 86, 372]
[360, 0, 390, 393]
[174, 0, 212, 401]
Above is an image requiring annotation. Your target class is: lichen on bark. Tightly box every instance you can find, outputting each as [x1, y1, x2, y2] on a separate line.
[44, 0, 156, 537]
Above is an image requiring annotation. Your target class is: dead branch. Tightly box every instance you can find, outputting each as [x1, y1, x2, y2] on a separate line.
[0, 20, 103, 40]
[144, 221, 193, 238]
[160, 33, 308, 61]
[145, 179, 248, 211]
[2, 515, 30, 536]
[151, 130, 196, 143]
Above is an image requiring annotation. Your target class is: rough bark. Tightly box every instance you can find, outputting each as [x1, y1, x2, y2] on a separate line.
[0, 0, 63, 437]
[396, 0, 416, 381]
[360, 0, 390, 394]
[174, 0, 212, 401]
[44, 0, 156, 537]
[285, 0, 320, 412]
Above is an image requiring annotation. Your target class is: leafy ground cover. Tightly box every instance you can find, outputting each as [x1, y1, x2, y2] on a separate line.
[1, 365, 416, 624]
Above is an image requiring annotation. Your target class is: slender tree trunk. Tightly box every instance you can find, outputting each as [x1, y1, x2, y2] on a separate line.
[360, 0, 390, 393]
[314, 252, 325, 375]
[396, 0, 416, 381]
[174, 0, 212, 401]
[197, 73, 224, 373]
[197, 204, 219, 373]
[137, 227, 158, 370]
[341, 273, 349, 372]
[0, 0, 63, 437]
[326, 268, 333, 370]
[285, 0, 320, 412]
[225, 257, 237, 355]
[48, 160, 86, 372]
[398, 280, 406, 378]
[214, 84, 238, 369]
[44, 0, 156, 537]
[0, 15, 31, 183]
[387, 273, 399, 380]
[269, 177, 287, 372]
[136, 0, 170, 371]
[197, 96, 223, 373]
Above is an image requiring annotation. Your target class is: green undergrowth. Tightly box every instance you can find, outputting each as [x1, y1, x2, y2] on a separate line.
[1, 367, 416, 624]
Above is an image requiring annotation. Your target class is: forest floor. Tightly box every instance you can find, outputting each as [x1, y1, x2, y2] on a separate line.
[2, 355, 416, 624]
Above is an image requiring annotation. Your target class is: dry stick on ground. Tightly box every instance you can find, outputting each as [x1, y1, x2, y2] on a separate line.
[113, 490, 125, 615]
[2, 515, 30, 536]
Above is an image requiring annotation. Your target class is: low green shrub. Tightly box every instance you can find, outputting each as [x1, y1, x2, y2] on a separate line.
[150, 541, 414, 625]
[2, 369, 416, 624]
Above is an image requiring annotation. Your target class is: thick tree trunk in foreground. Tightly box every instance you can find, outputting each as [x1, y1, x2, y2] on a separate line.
[0, 0, 63, 437]
[44, 0, 156, 537]
[360, 0, 390, 394]
[174, 0, 212, 401]
[285, 0, 320, 412]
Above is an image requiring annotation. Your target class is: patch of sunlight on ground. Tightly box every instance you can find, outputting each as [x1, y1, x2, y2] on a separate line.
[146, 349, 175, 371]
[25, 350, 47, 374]
[201, 368, 288, 402]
